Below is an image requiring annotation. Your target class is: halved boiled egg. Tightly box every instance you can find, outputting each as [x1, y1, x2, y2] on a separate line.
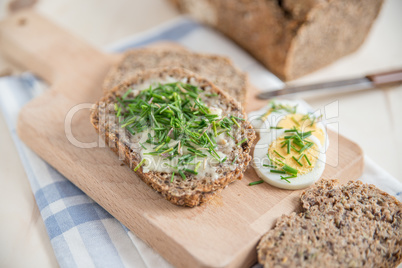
[253, 129, 326, 190]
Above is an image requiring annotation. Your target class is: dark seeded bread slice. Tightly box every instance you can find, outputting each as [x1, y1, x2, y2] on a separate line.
[257, 179, 402, 267]
[91, 67, 256, 207]
[102, 45, 249, 107]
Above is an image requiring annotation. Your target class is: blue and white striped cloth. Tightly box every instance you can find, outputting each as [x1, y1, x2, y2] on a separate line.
[0, 17, 401, 268]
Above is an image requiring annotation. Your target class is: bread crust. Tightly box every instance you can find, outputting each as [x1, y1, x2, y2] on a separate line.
[172, 0, 384, 80]
[257, 179, 402, 267]
[102, 45, 249, 107]
[91, 67, 256, 207]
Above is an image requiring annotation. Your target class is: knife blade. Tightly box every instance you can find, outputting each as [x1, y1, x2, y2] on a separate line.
[257, 68, 402, 99]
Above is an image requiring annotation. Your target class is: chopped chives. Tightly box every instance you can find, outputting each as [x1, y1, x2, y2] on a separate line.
[126, 126, 135, 135]
[299, 142, 314, 153]
[160, 147, 173, 154]
[205, 93, 218, 97]
[280, 175, 296, 183]
[231, 115, 245, 121]
[274, 159, 285, 166]
[154, 142, 165, 152]
[283, 164, 298, 176]
[226, 131, 235, 140]
[267, 153, 272, 162]
[310, 117, 316, 127]
[184, 168, 198, 175]
[170, 172, 175, 182]
[237, 138, 248, 146]
[291, 117, 300, 126]
[304, 154, 312, 166]
[249, 180, 264, 186]
[122, 87, 132, 99]
[115, 81, 244, 174]
[139, 142, 147, 150]
[178, 170, 186, 180]
[292, 156, 303, 167]
[231, 117, 241, 128]
[273, 150, 285, 159]
[232, 155, 238, 164]
[134, 159, 146, 172]
[194, 161, 202, 172]
[297, 154, 305, 162]
[270, 169, 286, 174]
[270, 126, 283, 129]
[263, 164, 277, 168]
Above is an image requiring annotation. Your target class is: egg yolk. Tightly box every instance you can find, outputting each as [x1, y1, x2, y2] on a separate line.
[276, 114, 325, 146]
[268, 136, 319, 175]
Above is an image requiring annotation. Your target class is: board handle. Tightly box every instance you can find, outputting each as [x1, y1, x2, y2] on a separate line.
[0, 10, 112, 96]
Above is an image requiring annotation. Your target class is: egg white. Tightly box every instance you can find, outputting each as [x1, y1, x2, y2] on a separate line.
[248, 100, 309, 133]
[253, 129, 326, 190]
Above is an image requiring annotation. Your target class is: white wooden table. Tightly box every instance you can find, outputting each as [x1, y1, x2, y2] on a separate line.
[0, 0, 400, 267]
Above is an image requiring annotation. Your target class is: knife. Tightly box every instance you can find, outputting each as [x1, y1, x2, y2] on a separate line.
[257, 68, 402, 99]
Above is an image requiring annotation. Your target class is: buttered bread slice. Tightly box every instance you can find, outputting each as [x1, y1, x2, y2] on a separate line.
[91, 67, 255, 207]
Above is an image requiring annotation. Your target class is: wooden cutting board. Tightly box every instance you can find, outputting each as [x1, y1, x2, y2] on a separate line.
[0, 11, 363, 268]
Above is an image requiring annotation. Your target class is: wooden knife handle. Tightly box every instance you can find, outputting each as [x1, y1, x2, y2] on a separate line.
[366, 68, 402, 87]
[0, 10, 111, 86]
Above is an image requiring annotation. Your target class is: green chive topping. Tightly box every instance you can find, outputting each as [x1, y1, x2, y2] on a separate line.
[299, 142, 314, 153]
[291, 116, 300, 126]
[194, 161, 202, 172]
[282, 164, 298, 176]
[134, 159, 146, 172]
[184, 168, 198, 175]
[139, 142, 147, 150]
[280, 175, 296, 183]
[304, 154, 312, 166]
[292, 156, 303, 167]
[273, 150, 285, 159]
[270, 169, 286, 174]
[178, 170, 186, 180]
[263, 164, 277, 168]
[249, 180, 264, 186]
[115, 82, 246, 175]
[237, 138, 248, 146]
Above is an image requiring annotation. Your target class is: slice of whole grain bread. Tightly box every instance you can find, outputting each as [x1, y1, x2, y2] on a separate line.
[103, 44, 249, 107]
[257, 179, 402, 267]
[91, 67, 256, 207]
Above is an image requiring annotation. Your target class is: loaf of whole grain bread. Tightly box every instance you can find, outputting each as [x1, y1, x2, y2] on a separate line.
[91, 67, 256, 207]
[257, 179, 402, 267]
[170, 0, 384, 80]
[103, 44, 249, 106]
